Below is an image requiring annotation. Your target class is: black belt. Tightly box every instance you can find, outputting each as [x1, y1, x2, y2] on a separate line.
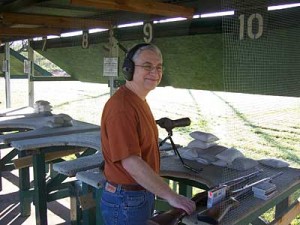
[105, 181, 145, 192]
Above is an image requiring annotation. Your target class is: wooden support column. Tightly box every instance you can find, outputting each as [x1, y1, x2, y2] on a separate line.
[108, 29, 119, 96]
[0, 45, 12, 190]
[95, 188, 104, 225]
[33, 151, 47, 225]
[4, 42, 11, 108]
[18, 151, 32, 216]
[28, 40, 35, 107]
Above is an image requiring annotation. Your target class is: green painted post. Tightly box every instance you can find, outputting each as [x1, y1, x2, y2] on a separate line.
[0, 149, 2, 191]
[82, 183, 94, 225]
[179, 183, 193, 198]
[70, 180, 82, 225]
[33, 150, 48, 225]
[18, 151, 32, 216]
[95, 188, 103, 225]
[0, 147, 15, 191]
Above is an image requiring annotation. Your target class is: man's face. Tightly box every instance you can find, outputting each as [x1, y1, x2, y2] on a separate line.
[132, 49, 163, 92]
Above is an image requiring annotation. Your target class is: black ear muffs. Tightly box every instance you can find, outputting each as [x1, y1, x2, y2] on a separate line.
[122, 43, 150, 81]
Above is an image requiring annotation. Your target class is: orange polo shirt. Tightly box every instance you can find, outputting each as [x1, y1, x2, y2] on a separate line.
[101, 85, 160, 185]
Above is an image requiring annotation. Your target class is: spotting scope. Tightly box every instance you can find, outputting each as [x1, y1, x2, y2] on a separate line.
[156, 117, 191, 132]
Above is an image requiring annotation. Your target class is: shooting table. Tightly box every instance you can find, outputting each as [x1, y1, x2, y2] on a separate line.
[53, 152, 300, 225]
[0, 110, 55, 191]
[160, 155, 300, 225]
[0, 106, 50, 130]
[0, 113, 101, 225]
[2, 108, 298, 225]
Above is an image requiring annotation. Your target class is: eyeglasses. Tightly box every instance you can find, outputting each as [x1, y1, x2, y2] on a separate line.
[135, 64, 163, 73]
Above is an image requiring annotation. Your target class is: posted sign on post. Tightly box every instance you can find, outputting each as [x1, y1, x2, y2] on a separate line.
[103, 57, 118, 77]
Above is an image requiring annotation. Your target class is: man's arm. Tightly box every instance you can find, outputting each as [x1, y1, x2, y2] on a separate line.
[121, 155, 196, 215]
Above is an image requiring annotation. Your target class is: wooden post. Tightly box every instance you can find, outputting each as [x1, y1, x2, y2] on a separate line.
[28, 39, 35, 107]
[33, 150, 48, 225]
[4, 42, 11, 108]
[108, 28, 118, 96]
[18, 151, 32, 216]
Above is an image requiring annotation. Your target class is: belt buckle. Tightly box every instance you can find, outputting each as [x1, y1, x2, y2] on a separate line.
[105, 182, 117, 193]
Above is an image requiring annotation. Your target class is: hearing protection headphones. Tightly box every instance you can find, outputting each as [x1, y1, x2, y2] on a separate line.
[122, 43, 150, 81]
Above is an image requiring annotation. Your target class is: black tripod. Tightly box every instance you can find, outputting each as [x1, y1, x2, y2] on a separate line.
[157, 117, 202, 174]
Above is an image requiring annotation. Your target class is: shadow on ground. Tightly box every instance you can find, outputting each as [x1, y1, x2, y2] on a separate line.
[0, 171, 71, 225]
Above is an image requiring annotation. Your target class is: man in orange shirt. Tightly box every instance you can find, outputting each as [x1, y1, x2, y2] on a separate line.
[101, 43, 195, 225]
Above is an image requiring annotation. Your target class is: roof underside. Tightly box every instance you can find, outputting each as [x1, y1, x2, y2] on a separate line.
[0, 0, 298, 43]
[0, 0, 209, 43]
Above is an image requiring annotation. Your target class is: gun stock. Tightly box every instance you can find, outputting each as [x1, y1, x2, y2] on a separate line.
[197, 196, 240, 225]
[147, 191, 207, 225]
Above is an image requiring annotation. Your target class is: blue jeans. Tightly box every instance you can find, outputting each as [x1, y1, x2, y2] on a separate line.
[100, 183, 155, 225]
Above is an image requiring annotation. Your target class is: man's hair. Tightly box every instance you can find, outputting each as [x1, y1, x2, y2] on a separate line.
[132, 44, 163, 63]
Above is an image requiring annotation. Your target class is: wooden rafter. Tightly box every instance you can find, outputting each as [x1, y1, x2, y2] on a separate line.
[70, 0, 195, 19]
[0, 27, 62, 37]
[0, 12, 111, 30]
[0, 0, 41, 12]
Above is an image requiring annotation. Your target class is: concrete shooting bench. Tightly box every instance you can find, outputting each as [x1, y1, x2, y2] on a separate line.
[53, 146, 300, 225]
[8, 130, 100, 225]
[0, 107, 55, 191]
[52, 142, 175, 225]
[0, 111, 101, 225]
[160, 156, 300, 225]
[53, 152, 104, 225]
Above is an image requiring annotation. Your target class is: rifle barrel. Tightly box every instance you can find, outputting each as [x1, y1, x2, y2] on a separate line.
[231, 171, 283, 194]
[219, 169, 263, 187]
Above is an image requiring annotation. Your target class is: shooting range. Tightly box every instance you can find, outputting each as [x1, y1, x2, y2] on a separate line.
[0, 0, 299, 225]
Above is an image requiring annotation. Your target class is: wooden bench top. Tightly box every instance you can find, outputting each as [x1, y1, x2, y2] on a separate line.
[0, 114, 54, 130]
[76, 168, 106, 189]
[61, 152, 300, 192]
[10, 130, 101, 151]
[53, 152, 103, 177]
[72, 155, 300, 225]
[0, 120, 99, 144]
[161, 156, 300, 189]
[53, 141, 174, 177]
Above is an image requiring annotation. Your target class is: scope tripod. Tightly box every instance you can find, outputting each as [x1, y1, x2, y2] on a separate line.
[159, 129, 202, 174]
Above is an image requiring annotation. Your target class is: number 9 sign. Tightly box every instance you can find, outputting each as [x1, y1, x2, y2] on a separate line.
[143, 22, 153, 43]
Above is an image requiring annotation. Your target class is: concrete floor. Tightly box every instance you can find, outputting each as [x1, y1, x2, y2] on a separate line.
[0, 149, 72, 225]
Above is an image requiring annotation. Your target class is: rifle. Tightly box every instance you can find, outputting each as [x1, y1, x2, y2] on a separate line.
[207, 169, 263, 208]
[197, 172, 283, 225]
[147, 191, 207, 225]
[147, 170, 263, 225]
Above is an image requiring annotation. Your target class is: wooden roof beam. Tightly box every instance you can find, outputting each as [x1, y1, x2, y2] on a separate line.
[70, 0, 195, 19]
[0, 0, 42, 12]
[0, 27, 62, 37]
[0, 12, 111, 30]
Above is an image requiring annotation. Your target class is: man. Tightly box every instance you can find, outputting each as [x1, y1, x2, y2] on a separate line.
[100, 43, 196, 225]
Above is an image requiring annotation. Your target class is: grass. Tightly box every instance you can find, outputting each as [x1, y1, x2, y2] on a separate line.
[1, 78, 300, 224]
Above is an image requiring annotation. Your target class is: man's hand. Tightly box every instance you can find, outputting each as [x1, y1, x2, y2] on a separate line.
[166, 193, 196, 215]
[122, 155, 196, 215]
